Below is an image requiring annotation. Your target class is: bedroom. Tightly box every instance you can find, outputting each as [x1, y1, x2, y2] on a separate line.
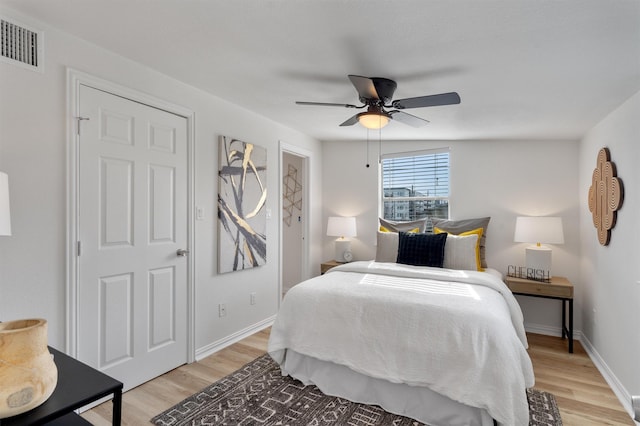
[0, 0, 638, 424]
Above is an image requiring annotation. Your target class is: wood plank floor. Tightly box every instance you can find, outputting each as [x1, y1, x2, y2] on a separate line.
[82, 329, 633, 425]
[526, 333, 633, 426]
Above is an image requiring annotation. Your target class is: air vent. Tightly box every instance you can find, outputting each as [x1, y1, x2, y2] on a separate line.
[1, 17, 43, 72]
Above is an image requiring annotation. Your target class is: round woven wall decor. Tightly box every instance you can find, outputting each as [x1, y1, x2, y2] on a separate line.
[588, 147, 623, 246]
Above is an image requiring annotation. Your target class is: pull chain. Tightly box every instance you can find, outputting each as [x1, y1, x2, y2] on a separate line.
[378, 126, 382, 164]
[365, 129, 370, 168]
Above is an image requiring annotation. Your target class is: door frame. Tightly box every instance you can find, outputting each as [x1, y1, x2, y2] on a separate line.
[278, 141, 311, 301]
[65, 68, 196, 363]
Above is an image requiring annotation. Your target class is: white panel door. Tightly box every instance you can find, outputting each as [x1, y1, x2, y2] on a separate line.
[77, 85, 188, 390]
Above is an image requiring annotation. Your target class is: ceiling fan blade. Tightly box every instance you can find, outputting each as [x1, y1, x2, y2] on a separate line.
[339, 113, 360, 127]
[348, 75, 380, 101]
[371, 77, 397, 104]
[389, 110, 430, 127]
[296, 101, 360, 108]
[392, 92, 461, 109]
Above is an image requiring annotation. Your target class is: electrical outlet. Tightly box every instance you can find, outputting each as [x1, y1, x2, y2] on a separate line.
[250, 292, 256, 305]
[218, 303, 227, 317]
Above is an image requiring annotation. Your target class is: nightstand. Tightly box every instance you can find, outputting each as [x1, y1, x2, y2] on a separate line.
[504, 275, 574, 353]
[321, 260, 344, 274]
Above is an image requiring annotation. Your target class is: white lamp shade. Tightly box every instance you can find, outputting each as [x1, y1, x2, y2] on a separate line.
[0, 172, 11, 236]
[514, 216, 564, 245]
[327, 217, 356, 262]
[327, 216, 357, 238]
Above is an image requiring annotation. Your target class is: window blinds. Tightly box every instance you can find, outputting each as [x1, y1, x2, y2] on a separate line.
[382, 150, 450, 199]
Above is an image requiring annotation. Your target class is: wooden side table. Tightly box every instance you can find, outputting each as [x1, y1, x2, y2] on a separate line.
[504, 275, 574, 353]
[321, 260, 344, 274]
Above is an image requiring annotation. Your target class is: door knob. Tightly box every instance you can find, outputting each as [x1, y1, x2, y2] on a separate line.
[176, 248, 190, 257]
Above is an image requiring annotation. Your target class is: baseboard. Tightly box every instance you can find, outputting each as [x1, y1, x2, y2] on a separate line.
[523, 322, 562, 337]
[195, 315, 276, 361]
[523, 322, 583, 340]
[579, 334, 637, 423]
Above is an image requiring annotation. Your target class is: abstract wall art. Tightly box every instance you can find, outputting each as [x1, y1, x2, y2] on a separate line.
[218, 136, 267, 273]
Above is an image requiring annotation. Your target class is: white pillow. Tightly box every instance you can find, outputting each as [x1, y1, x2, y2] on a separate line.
[376, 231, 399, 263]
[443, 233, 479, 271]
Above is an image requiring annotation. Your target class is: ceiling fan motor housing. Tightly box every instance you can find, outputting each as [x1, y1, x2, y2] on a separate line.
[368, 77, 397, 104]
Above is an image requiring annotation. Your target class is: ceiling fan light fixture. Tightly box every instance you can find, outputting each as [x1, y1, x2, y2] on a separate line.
[357, 111, 390, 129]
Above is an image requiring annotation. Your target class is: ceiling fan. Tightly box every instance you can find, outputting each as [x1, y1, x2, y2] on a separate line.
[296, 75, 461, 129]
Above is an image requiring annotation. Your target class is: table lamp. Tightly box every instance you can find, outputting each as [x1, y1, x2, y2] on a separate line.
[327, 216, 356, 262]
[514, 216, 564, 275]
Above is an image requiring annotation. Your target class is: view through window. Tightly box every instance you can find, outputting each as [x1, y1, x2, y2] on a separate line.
[381, 149, 449, 231]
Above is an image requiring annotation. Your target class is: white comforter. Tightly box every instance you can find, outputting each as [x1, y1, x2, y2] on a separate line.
[268, 261, 535, 426]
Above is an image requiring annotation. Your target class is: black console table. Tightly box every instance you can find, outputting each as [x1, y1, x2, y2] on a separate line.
[1, 347, 123, 425]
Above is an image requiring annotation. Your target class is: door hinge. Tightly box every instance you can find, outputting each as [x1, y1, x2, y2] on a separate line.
[75, 116, 90, 135]
[77, 241, 81, 256]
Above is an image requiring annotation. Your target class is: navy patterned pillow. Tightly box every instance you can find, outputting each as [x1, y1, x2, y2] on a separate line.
[396, 232, 447, 267]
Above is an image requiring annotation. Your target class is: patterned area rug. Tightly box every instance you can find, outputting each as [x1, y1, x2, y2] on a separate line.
[151, 353, 562, 426]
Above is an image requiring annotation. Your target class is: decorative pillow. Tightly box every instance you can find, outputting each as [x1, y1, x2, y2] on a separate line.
[379, 225, 420, 233]
[379, 217, 428, 233]
[440, 233, 479, 271]
[396, 232, 447, 267]
[435, 227, 483, 271]
[376, 231, 399, 263]
[431, 217, 490, 268]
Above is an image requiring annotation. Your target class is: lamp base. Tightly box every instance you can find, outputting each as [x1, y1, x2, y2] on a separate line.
[334, 239, 351, 263]
[525, 245, 552, 278]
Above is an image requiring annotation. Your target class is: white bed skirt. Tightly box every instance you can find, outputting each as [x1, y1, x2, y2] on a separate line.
[279, 349, 495, 426]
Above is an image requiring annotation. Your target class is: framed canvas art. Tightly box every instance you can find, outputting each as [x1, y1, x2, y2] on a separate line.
[218, 136, 267, 273]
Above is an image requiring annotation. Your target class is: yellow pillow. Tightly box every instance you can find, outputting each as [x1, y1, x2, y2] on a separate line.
[379, 226, 419, 233]
[434, 226, 484, 271]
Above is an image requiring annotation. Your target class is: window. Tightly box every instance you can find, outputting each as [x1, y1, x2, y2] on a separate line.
[381, 148, 449, 231]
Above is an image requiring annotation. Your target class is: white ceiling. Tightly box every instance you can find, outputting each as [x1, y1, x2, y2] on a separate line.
[2, 0, 640, 142]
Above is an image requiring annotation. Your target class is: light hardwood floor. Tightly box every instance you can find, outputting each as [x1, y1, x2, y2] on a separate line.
[82, 329, 634, 426]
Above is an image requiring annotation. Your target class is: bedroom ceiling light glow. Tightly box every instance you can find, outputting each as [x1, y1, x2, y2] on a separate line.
[357, 111, 390, 129]
[327, 216, 357, 263]
[514, 216, 564, 276]
[0, 172, 11, 236]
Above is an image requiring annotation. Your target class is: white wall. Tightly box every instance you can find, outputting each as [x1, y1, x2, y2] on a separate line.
[579, 89, 640, 407]
[0, 9, 324, 354]
[322, 139, 581, 333]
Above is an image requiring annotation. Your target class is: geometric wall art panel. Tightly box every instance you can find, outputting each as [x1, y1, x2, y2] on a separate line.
[283, 164, 302, 227]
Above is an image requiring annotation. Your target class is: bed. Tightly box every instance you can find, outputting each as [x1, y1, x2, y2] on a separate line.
[268, 221, 535, 426]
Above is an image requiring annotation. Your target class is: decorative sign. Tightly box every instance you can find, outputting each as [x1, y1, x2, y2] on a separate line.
[588, 147, 623, 246]
[507, 265, 551, 283]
